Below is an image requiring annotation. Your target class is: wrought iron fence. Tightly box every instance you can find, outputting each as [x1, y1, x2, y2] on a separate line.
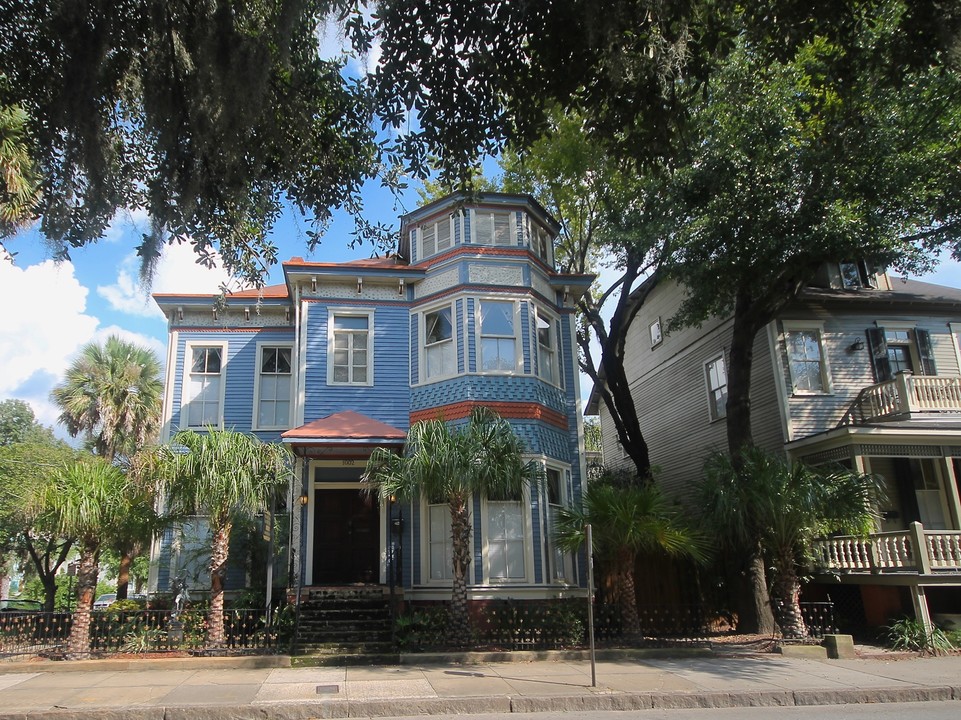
[0, 608, 288, 660]
[799, 601, 837, 638]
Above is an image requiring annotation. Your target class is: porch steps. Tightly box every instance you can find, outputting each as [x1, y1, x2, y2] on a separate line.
[293, 586, 397, 665]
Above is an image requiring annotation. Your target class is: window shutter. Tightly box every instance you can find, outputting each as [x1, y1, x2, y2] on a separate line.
[866, 327, 891, 382]
[915, 329, 937, 375]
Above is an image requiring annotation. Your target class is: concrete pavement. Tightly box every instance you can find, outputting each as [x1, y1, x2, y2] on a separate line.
[0, 650, 957, 718]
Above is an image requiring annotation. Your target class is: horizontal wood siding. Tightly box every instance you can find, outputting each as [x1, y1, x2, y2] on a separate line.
[171, 329, 293, 441]
[780, 307, 961, 439]
[302, 303, 411, 429]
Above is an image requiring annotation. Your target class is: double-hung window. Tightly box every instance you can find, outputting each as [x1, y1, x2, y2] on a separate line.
[184, 344, 225, 427]
[705, 356, 728, 420]
[545, 468, 567, 582]
[487, 491, 526, 581]
[256, 346, 291, 428]
[420, 215, 452, 259]
[536, 310, 557, 384]
[785, 326, 828, 393]
[424, 305, 455, 380]
[480, 300, 516, 372]
[427, 500, 454, 581]
[329, 312, 372, 385]
[474, 210, 513, 246]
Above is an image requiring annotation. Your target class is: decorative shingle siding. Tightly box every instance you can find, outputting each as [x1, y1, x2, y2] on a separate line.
[412, 375, 566, 415]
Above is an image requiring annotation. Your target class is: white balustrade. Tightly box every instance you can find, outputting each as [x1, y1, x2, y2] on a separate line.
[813, 527, 961, 574]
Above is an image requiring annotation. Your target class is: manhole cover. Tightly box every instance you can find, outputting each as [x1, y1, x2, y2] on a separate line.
[316, 685, 339, 694]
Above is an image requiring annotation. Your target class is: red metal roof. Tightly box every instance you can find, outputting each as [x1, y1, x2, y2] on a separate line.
[281, 411, 407, 443]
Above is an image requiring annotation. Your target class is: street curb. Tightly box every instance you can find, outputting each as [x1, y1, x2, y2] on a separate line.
[0, 686, 957, 719]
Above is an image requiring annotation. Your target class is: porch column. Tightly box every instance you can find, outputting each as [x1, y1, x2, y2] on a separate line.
[940, 456, 961, 530]
[910, 585, 935, 635]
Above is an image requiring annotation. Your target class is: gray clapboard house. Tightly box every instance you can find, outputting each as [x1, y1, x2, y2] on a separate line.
[588, 264, 961, 632]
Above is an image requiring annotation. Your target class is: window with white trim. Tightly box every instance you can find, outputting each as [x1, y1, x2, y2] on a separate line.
[545, 468, 568, 582]
[480, 300, 517, 372]
[256, 346, 292, 428]
[474, 210, 513, 246]
[487, 496, 526, 580]
[184, 344, 225, 427]
[424, 305, 455, 380]
[532, 225, 551, 262]
[420, 215, 452, 259]
[785, 328, 827, 393]
[427, 502, 454, 580]
[536, 310, 557, 384]
[705, 355, 728, 420]
[329, 311, 372, 385]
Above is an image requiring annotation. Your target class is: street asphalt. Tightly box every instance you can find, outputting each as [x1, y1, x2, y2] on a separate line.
[0, 649, 957, 719]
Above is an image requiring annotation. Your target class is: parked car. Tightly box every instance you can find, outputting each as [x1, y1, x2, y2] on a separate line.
[93, 593, 147, 610]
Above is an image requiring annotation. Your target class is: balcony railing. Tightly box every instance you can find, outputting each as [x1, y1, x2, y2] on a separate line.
[842, 373, 961, 425]
[812, 522, 961, 575]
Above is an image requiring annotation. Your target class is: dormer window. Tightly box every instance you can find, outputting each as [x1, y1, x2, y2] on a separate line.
[839, 260, 876, 289]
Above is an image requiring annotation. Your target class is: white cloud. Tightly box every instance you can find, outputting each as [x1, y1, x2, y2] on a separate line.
[0, 259, 167, 433]
[97, 242, 234, 318]
[0, 259, 98, 429]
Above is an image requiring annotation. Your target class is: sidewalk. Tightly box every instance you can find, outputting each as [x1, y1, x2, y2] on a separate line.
[0, 650, 958, 718]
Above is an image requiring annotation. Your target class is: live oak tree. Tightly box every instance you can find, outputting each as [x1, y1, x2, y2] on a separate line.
[500, 112, 673, 480]
[662, 12, 961, 632]
[0, 1, 383, 286]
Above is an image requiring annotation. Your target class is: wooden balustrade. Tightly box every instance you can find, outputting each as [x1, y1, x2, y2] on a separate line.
[845, 374, 961, 424]
[813, 524, 961, 575]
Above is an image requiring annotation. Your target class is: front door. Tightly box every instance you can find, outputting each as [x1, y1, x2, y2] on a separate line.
[312, 489, 380, 583]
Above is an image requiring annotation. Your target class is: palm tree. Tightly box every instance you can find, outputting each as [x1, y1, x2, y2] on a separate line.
[0, 103, 42, 237]
[31, 458, 129, 658]
[553, 473, 706, 636]
[363, 407, 539, 647]
[51, 336, 163, 461]
[701, 448, 881, 638]
[51, 335, 163, 599]
[159, 428, 291, 648]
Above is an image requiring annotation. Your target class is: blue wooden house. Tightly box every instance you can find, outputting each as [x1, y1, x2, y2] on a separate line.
[149, 193, 593, 605]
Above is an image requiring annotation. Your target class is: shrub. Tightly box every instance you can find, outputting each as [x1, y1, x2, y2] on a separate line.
[885, 617, 954, 654]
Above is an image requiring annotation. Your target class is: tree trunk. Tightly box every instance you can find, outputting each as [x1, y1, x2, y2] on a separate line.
[207, 522, 232, 648]
[725, 295, 776, 635]
[66, 541, 99, 659]
[448, 495, 473, 647]
[116, 547, 133, 601]
[770, 550, 807, 639]
[741, 547, 776, 634]
[615, 547, 641, 636]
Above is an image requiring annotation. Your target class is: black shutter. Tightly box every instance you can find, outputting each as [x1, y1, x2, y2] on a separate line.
[915, 329, 936, 376]
[866, 327, 891, 382]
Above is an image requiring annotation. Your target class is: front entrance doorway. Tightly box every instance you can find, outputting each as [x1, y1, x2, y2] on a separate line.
[312, 488, 380, 583]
